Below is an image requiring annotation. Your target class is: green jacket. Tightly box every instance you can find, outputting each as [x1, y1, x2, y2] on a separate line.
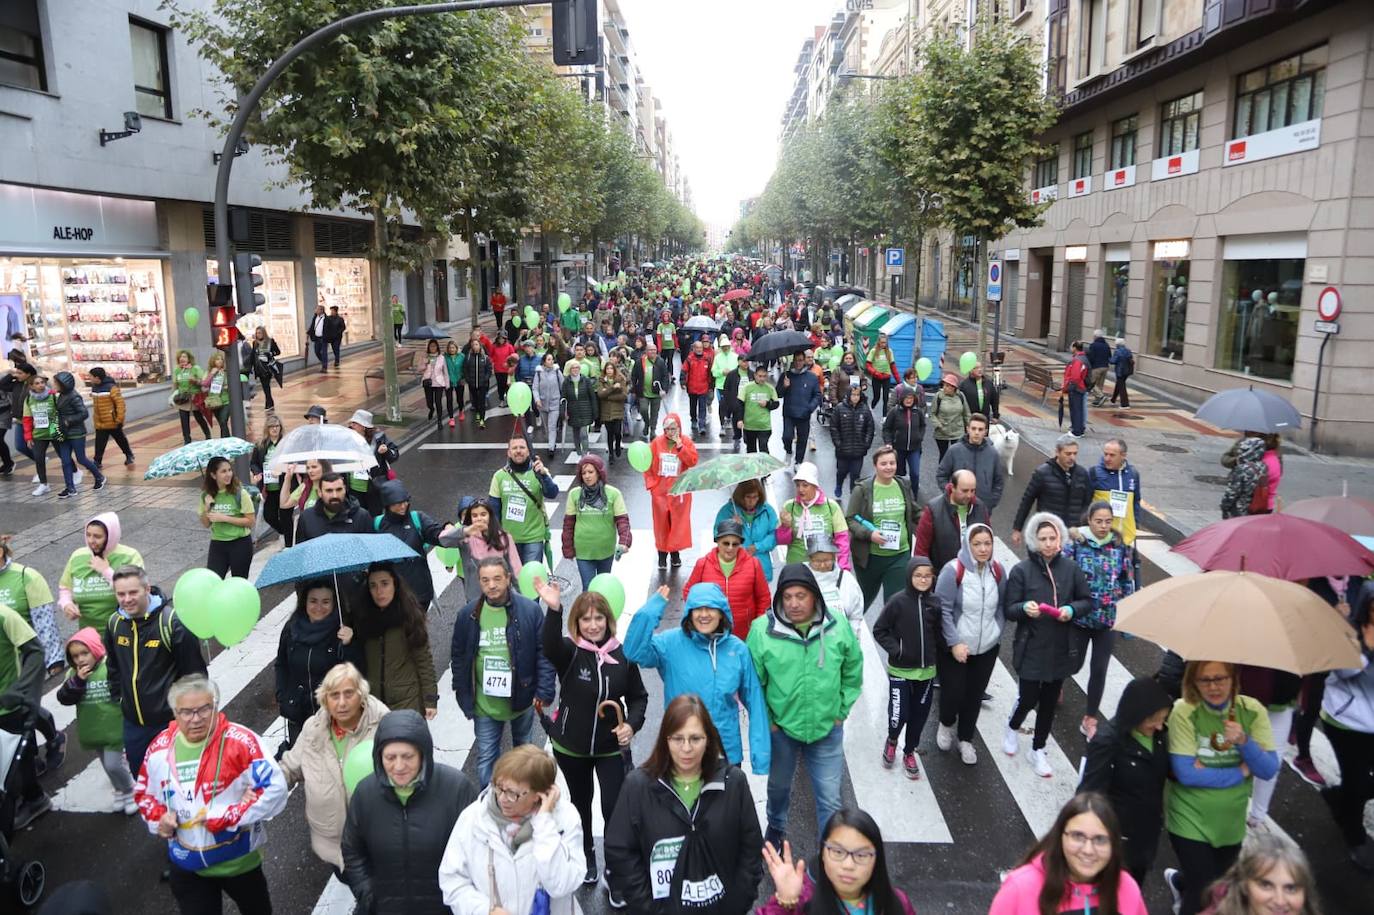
[712, 349, 739, 390]
[746, 565, 863, 743]
[391, 300, 406, 324]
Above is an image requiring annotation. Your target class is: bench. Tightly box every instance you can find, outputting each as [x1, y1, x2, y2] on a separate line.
[363, 348, 420, 396]
[1020, 362, 1061, 403]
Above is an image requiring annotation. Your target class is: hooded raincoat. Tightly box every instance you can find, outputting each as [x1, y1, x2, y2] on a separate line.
[59, 511, 145, 633]
[644, 414, 699, 553]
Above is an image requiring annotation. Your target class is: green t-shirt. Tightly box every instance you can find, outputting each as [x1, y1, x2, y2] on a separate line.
[474, 603, 517, 721]
[173, 365, 203, 397]
[71, 659, 123, 750]
[568, 485, 626, 561]
[23, 392, 60, 441]
[1132, 730, 1153, 753]
[657, 323, 676, 350]
[887, 663, 936, 680]
[0, 605, 37, 711]
[782, 499, 846, 564]
[0, 563, 54, 624]
[290, 481, 321, 509]
[742, 381, 778, 432]
[59, 545, 146, 633]
[870, 480, 909, 556]
[1165, 695, 1273, 847]
[203, 369, 229, 408]
[489, 468, 549, 545]
[394, 784, 415, 805]
[870, 351, 891, 376]
[718, 556, 737, 577]
[173, 732, 264, 878]
[202, 489, 254, 542]
[670, 773, 702, 810]
[640, 356, 658, 398]
[330, 730, 348, 762]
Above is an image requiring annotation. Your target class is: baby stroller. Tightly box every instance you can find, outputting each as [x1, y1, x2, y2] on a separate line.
[0, 720, 46, 908]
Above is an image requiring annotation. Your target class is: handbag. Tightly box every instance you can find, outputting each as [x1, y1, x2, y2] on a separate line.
[172, 391, 192, 406]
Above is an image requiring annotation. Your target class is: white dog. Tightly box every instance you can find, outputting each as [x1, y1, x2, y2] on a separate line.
[988, 423, 1020, 477]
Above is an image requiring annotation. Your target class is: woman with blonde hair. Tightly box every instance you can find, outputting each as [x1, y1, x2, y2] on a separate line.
[171, 349, 212, 444]
[1200, 834, 1322, 915]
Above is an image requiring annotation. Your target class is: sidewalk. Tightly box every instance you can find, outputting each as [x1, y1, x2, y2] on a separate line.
[910, 300, 1374, 540]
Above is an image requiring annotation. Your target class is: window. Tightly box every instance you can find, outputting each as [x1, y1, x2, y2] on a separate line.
[1079, 0, 1106, 78]
[0, 0, 46, 91]
[1215, 238, 1305, 380]
[1109, 115, 1137, 169]
[1034, 145, 1060, 188]
[1135, 0, 1159, 47]
[1233, 45, 1326, 139]
[1046, 0, 1069, 96]
[1159, 92, 1203, 156]
[1072, 131, 1093, 179]
[1147, 253, 1188, 360]
[1104, 258, 1129, 339]
[129, 18, 172, 119]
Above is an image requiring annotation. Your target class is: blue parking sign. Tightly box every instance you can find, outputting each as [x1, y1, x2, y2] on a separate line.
[885, 247, 905, 268]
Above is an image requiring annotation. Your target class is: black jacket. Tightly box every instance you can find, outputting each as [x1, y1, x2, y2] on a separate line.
[323, 314, 346, 342]
[274, 610, 363, 724]
[0, 371, 25, 430]
[873, 559, 944, 668]
[103, 589, 208, 727]
[1003, 541, 1093, 681]
[829, 399, 875, 459]
[1012, 458, 1094, 532]
[936, 435, 1006, 511]
[604, 764, 763, 914]
[55, 373, 89, 438]
[462, 348, 493, 389]
[882, 399, 926, 452]
[342, 710, 477, 915]
[541, 604, 648, 756]
[630, 353, 669, 399]
[914, 492, 992, 575]
[295, 496, 374, 543]
[720, 369, 745, 426]
[562, 373, 599, 428]
[958, 375, 1000, 419]
[372, 481, 446, 608]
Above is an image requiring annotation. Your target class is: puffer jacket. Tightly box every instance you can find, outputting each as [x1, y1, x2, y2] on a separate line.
[342, 711, 479, 915]
[372, 479, 447, 608]
[533, 363, 563, 412]
[597, 371, 627, 421]
[54, 371, 90, 438]
[714, 501, 778, 581]
[274, 609, 364, 725]
[622, 585, 771, 772]
[280, 695, 389, 868]
[1062, 528, 1135, 630]
[540, 602, 648, 756]
[1220, 437, 1269, 519]
[90, 378, 126, 430]
[1003, 513, 1094, 681]
[683, 547, 772, 640]
[1012, 457, 1094, 532]
[929, 388, 970, 440]
[883, 385, 927, 451]
[829, 397, 875, 459]
[561, 372, 598, 428]
[873, 558, 943, 670]
[934, 526, 1007, 655]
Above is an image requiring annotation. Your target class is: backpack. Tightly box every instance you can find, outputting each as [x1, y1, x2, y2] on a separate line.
[953, 557, 1003, 585]
[375, 510, 423, 534]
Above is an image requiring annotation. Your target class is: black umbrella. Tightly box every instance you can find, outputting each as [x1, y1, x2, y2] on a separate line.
[747, 330, 814, 364]
[403, 325, 448, 340]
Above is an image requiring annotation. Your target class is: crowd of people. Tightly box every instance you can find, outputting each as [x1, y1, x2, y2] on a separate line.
[0, 256, 1367, 915]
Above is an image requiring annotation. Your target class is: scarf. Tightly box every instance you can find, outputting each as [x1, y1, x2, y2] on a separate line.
[289, 610, 339, 647]
[578, 477, 607, 511]
[352, 598, 404, 641]
[486, 788, 535, 852]
[574, 635, 621, 667]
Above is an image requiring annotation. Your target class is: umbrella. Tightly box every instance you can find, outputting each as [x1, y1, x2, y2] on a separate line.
[404, 325, 449, 340]
[144, 437, 254, 480]
[1115, 570, 1361, 674]
[598, 700, 635, 773]
[1282, 495, 1374, 538]
[255, 533, 420, 589]
[267, 424, 377, 474]
[639, 262, 657, 269]
[722, 288, 752, 302]
[670, 452, 786, 496]
[682, 315, 720, 333]
[746, 330, 814, 365]
[1174, 514, 1374, 579]
[1195, 386, 1302, 432]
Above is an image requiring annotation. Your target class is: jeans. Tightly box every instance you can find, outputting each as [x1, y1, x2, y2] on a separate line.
[515, 540, 545, 567]
[123, 718, 168, 778]
[766, 723, 845, 838]
[895, 448, 921, 483]
[1008, 678, 1064, 750]
[56, 437, 101, 491]
[168, 861, 273, 915]
[937, 646, 1000, 742]
[12, 425, 34, 464]
[576, 556, 614, 590]
[887, 676, 935, 754]
[834, 456, 864, 496]
[1067, 388, 1087, 435]
[312, 337, 328, 369]
[475, 708, 535, 788]
[688, 391, 710, 432]
[329, 339, 341, 367]
[781, 414, 811, 460]
[570, 424, 588, 454]
[1249, 706, 1294, 821]
[94, 427, 134, 464]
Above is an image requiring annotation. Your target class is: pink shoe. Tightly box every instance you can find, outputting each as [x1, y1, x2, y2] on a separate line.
[448, 418, 456, 428]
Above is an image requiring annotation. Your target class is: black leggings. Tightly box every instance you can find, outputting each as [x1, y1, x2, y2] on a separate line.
[887, 676, 935, 754]
[1168, 833, 1240, 915]
[470, 384, 488, 421]
[1321, 718, 1374, 848]
[31, 439, 50, 484]
[94, 427, 134, 464]
[1008, 677, 1064, 750]
[424, 382, 444, 418]
[1294, 673, 1326, 758]
[179, 409, 212, 444]
[604, 420, 623, 458]
[937, 646, 1000, 743]
[495, 373, 510, 402]
[1081, 628, 1116, 719]
[744, 429, 769, 453]
[553, 748, 627, 869]
[207, 536, 253, 579]
[871, 377, 892, 412]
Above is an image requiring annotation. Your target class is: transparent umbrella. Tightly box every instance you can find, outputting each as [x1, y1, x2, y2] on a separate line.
[266, 424, 377, 474]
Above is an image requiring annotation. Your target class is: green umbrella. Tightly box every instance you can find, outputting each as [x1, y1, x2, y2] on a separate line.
[669, 452, 785, 496]
[144, 437, 254, 480]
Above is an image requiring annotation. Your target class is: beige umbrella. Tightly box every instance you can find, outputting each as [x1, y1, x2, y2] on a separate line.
[1115, 570, 1362, 675]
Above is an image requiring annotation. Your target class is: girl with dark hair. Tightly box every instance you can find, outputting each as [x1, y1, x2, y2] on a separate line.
[989, 792, 1147, 915]
[444, 496, 522, 603]
[199, 455, 254, 578]
[274, 580, 359, 751]
[603, 694, 762, 912]
[1064, 500, 1136, 740]
[420, 338, 449, 426]
[715, 479, 778, 581]
[759, 807, 915, 914]
[354, 564, 438, 718]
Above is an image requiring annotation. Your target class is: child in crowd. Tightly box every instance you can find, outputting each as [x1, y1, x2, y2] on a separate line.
[56, 627, 136, 814]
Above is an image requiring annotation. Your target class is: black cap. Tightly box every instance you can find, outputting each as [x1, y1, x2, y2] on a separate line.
[304, 405, 327, 420]
[714, 518, 745, 541]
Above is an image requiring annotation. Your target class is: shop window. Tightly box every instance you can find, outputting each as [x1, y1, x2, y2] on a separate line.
[1109, 115, 1137, 169]
[1233, 45, 1326, 139]
[316, 258, 375, 346]
[1104, 260, 1129, 339]
[1159, 91, 1203, 156]
[129, 18, 172, 119]
[1215, 258, 1303, 381]
[206, 260, 301, 358]
[1071, 131, 1093, 179]
[1034, 145, 1059, 188]
[1147, 255, 1188, 361]
[0, 0, 47, 91]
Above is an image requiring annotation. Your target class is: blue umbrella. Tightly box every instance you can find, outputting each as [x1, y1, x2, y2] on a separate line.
[1194, 385, 1302, 433]
[255, 534, 420, 589]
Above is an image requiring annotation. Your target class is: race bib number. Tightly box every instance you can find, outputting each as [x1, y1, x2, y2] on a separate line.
[209, 375, 224, 395]
[879, 520, 901, 550]
[659, 453, 680, 477]
[31, 405, 49, 428]
[352, 471, 370, 483]
[482, 656, 512, 697]
[1109, 489, 1130, 519]
[750, 392, 768, 405]
[804, 513, 827, 537]
[649, 836, 685, 900]
[263, 472, 278, 486]
[505, 495, 527, 523]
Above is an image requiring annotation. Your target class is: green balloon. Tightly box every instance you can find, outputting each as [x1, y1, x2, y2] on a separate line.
[507, 381, 533, 416]
[343, 739, 375, 796]
[627, 440, 653, 472]
[518, 560, 549, 600]
[558, 292, 572, 311]
[959, 351, 978, 375]
[511, 316, 522, 328]
[435, 546, 461, 569]
[172, 568, 220, 639]
[212, 576, 261, 647]
[588, 573, 626, 620]
[525, 307, 540, 327]
[915, 357, 934, 381]
[183, 307, 201, 329]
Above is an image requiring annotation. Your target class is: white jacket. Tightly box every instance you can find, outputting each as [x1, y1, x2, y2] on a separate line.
[811, 565, 866, 622]
[438, 788, 586, 915]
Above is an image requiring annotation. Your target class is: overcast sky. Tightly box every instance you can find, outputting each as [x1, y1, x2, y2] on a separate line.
[618, 0, 843, 231]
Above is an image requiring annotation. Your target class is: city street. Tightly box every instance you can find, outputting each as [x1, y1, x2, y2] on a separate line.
[7, 379, 1370, 914]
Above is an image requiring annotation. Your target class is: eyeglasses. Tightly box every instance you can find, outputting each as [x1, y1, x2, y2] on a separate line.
[822, 842, 877, 865]
[1196, 676, 1232, 687]
[667, 734, 707, 748]
[1063, 830, 1112, 849]
[174, 703, 215, 721]
[493, 784, 530, 804]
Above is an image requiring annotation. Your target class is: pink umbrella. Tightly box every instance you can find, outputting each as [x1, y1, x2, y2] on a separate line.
[1281, 495, 1374, 538]
[722, 288, 752, 302]
[1174, 513, 1374, 580]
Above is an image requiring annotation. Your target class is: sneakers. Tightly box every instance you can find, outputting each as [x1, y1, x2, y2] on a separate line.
[606, 884, 628, 909]
[1002, 725, 1019, 756]
[93, 474, 107, 490]
[124, 456, 136, 466]
[670, 552, 682, 568]
[477, 418, 485, 429]
[32, 483, 50, 496]
[903, 751, 920, 780]
[45, 732, 67, 772]
[1287, 755, 1327, 788]
[57, 488, 75, 500]
[1028, 747, 1053, 778]
[13, 793, 52, 830]
[881, 738, 897, 768]
[1164, 867, 1183, 915]
[113, 791, 138, 816]
[583, 862, 599, 885]
[958, 740, 978, 765]
[936, 723, 955, 752]
[458, 411, 466, 422]
[657, 552, 668, 570]
[448, 418, 456, 428]
[0, 463, 12, 475]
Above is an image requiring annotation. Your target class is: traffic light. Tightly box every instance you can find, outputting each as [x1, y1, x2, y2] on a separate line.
[211, 304, 239, 350]
[233, 251, 265, 316]
[552, 0, 598, 66]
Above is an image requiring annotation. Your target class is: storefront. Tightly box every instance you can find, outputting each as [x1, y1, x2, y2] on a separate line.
[315, 256, 374, 345]
[1214, 233, 1305, 381]
[1146, 240, 1190, 362]
[1102, 245, 1130, 340]
[206, 258, 301, 358]
[0, 185, 171, 388]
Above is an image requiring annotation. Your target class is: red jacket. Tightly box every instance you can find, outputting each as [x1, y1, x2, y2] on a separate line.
[1062, 355, 1089, 393]
[681, 350, 715, 395]
[683, 547, 771, 640]
[490, 341, 516, 375]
